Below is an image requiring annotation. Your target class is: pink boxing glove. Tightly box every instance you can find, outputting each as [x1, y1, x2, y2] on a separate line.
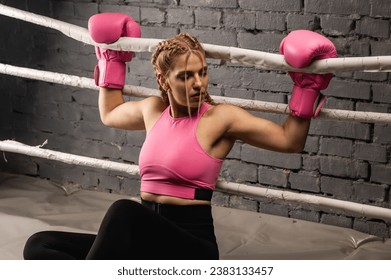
[88, 13, 141, 89]
[280, 30, 337, 119]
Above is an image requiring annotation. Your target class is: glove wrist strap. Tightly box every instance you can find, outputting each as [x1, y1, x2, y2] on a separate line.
[289, 86, 326, 119]
[94, 60, 126, 89]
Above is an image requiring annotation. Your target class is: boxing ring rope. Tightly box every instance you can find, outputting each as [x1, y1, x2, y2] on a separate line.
[1, 139, 391, 222]
[1, 63, 390, 124]
[1, 4, 391, 222]
[1, 3, 391, 73]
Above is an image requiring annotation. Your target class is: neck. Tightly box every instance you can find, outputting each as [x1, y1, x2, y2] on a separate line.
[170, 103, 204, 118]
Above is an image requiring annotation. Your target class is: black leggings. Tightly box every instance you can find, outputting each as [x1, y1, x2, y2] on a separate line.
[23, 199, 219, 260]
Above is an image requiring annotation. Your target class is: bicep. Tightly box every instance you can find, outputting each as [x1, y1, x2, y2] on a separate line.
[224, 106, 296, 152]
[98, 88, 147, 130]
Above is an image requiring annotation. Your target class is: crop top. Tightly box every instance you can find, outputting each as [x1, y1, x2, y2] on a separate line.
[139, 102, 223, 200]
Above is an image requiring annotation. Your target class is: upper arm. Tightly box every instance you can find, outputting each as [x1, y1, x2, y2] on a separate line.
[222, 105, 308, 153]
[98, 88, 164, 131]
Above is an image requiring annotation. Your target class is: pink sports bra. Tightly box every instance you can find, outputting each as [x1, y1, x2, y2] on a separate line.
[139, 102, 223, 200]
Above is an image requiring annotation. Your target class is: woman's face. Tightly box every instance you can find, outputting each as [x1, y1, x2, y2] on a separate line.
[164, 52, 208, 117]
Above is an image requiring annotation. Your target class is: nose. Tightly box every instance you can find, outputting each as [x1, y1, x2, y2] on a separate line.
[193, 73, 203, 88]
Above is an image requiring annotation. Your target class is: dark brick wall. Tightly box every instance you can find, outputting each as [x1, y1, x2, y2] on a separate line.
[0, 0, 390, 238]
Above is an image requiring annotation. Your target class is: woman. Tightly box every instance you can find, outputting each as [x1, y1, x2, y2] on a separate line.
[23, 13, 336, 260]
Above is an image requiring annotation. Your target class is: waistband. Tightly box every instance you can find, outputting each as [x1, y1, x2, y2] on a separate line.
[141, 199, 212, 220]
[141, 185, 213, 201]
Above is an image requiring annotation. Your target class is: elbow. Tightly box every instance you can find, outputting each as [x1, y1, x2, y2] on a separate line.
[285, 141, 306, 154]
[99, 113, 113, 127]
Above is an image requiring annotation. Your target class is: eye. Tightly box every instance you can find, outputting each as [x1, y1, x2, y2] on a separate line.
[200, 67, 208, 77]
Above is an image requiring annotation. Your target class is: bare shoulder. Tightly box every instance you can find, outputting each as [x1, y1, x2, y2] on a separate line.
[141, 96, 167, 130]
[206, 103, 248, 121]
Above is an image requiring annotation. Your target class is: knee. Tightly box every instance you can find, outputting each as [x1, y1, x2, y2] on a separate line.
[108, 199, 142, 213]
[23, 231, 50, 260]
[104, 199, 145, 222]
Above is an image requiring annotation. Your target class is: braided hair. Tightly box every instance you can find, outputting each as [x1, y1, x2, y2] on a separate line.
[151, 33, 214, 106]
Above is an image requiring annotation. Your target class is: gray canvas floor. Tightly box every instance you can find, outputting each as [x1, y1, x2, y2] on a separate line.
[0, 172, 390, 260]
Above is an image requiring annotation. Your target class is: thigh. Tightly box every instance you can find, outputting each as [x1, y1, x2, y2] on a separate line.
[87, 199, 218, 260]
[24, 231, 96, 260]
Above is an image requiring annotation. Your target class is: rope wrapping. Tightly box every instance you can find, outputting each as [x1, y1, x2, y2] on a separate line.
[1, 62, 390, 124]
[1, 140, 391, 222]
[1, 4, 391, 73]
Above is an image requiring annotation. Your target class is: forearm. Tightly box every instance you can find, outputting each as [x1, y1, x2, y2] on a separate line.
[281, 115, 311, 153]
[98, 87, 125, 125]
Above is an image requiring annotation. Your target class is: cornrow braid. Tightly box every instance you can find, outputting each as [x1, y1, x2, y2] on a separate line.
[151, 33, 215, 106]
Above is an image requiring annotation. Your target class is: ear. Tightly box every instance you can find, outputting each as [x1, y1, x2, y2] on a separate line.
[157, 73, 169, 91]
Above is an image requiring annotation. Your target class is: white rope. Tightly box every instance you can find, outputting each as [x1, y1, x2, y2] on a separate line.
[1, 139, 390, 222]
[1, 62, 390, 124]
[1, 4, 391, 73]
[0, 140, 139, 175]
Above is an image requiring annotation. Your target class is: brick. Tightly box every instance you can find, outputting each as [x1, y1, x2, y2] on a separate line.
[349, 40, 370, 56]
[125, 130, 146, 147]
[324, 80, 371, 100]
[304, 0, 370, 16]
[167, 8, 194, 25]
[323, 97, 354, 110]
[58, 102, 83, 122]
[208, 67, 243, 88]
[224, 11, 256, 29]
[353, 219, 389, 238]
[242, 144, 302, 169]
[355, 142, 387, 163]
[310, 119, 371, 141]
[195, 9, 221, 28]
[353, 181, 388, 203]
[259, 200, 289, 217]
[371, 164, 391, 185]
[239, 0, 301, 12]
[254, 91, 286, 103]
[0, 154, 38, 176]
[257, 12, 285, 31]
[371, 41, 391, 56]
[52, 1, 74, 19]
[356, 102, 389, 114]
[357, 17, 390, 39]
[289, 172, 320, 193]
[221, 160, 258, 183]
[99, 5, 141, 21]
[320, 15, 354, 36]
[370, 0, 391, 17]
[240, 71, 292, 92]
[320, 176, 353, 200]
[229, 195, 258, 212]
[354, 72, 388, 82]
[320, 137, 353, 158]
[74, 2, 98, 19]
[182, 29, 237, 47]
[289, 209, 320, 223]
[303, 136, 319, 154]
[225, 88, 254, 100]
[374, 124, 391, 144]
[258, 167, 289, 187]
[27, 0, 51, 15]
[211, 191, 230, 207]
[180, 0, 237, 8]
[319, 156, 369, 179]
[74, 121, 126, 143]
[225, 142, 241, 160]
[120, 177, 141, 197]
[286, 14, 318, 31]
[302, 155, 319, 171]
[238, 32, 285, 52]
[320, 213, 353, 229]
[373, 84, 391, 104]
